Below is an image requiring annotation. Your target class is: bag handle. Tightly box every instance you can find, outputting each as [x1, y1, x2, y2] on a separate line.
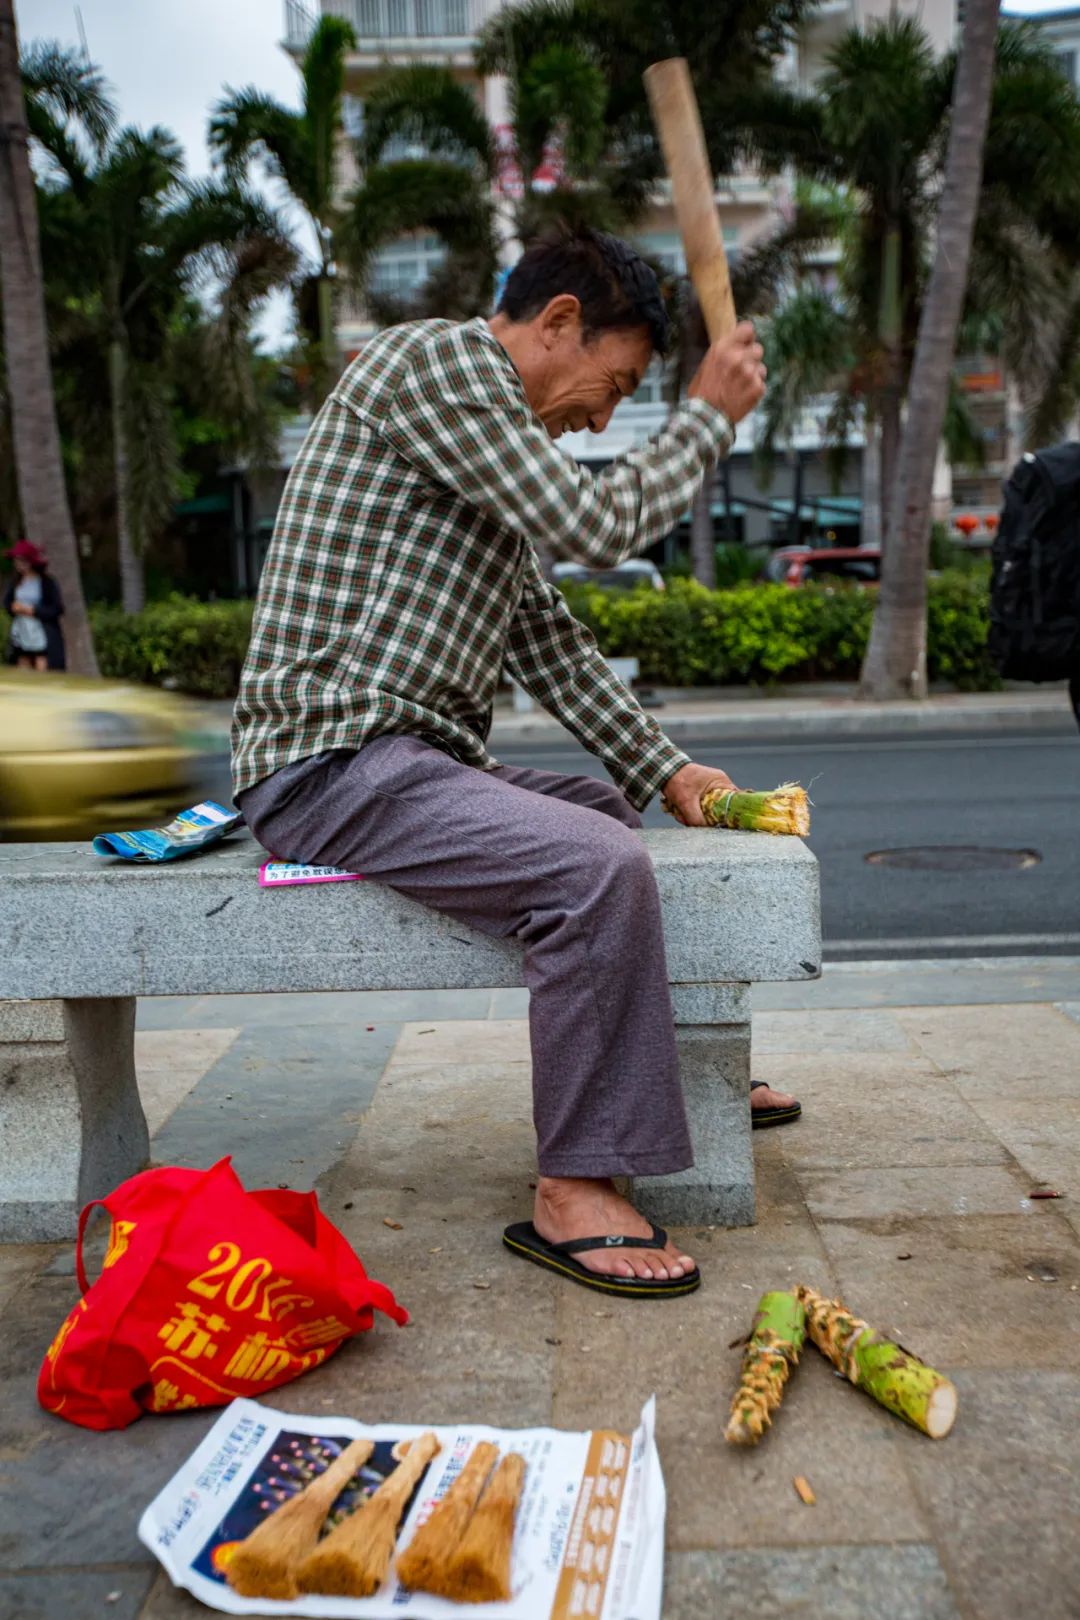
[360, 1276, 409, 1327]
[75, 1200, 110, 1296]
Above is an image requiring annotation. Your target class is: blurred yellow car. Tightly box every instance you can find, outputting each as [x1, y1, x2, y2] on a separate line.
[0, 670, 211, 841]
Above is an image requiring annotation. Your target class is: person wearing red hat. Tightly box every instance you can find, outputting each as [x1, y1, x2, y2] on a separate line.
[3, 540, 65, 671]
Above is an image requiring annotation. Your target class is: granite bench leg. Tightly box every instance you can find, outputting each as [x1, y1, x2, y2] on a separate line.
[631, 984, 755, 1230]
[0, 997, 149, 1241]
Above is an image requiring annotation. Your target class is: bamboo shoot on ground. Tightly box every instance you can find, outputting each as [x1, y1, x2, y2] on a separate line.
[725, 1289, 807, 1445]
[798, 1285, 957, 1438]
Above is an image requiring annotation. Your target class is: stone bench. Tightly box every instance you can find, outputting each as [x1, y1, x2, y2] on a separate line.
[0, 831, 820, 1241]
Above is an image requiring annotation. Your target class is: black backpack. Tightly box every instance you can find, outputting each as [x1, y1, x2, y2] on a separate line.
[988, 442, 1080, 682]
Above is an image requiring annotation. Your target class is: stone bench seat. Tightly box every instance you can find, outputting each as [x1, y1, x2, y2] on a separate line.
[0, 830, 820, 1241]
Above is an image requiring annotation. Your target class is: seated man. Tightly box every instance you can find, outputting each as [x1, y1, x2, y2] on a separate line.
[232, 228, 788, 1298]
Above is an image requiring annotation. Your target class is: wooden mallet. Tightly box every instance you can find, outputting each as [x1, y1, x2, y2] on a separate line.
[644, 57, 737, 343]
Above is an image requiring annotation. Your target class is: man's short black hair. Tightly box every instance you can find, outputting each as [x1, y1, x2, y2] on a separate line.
[497, 227, 670, 356]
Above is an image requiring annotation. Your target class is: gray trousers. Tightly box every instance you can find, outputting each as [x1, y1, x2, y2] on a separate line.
[239, 736, 692, 1180]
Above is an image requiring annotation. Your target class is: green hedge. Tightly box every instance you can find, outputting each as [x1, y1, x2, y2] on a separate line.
[6, 568, 994, 696]
[90, 597, 254, 698]
[562, 568, 999, 691]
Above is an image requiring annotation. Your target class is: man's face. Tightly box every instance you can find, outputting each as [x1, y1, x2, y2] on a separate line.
[531, 304, 654, 440]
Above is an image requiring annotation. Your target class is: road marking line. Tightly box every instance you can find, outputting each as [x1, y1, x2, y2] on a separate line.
[826, 932, 1080, 952]
[662, 735, 1076, 755]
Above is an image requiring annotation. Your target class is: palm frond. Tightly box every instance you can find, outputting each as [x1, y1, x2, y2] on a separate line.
[343, 159, 496, 318]
[754, 285, 854, 474]
[966, 188, 1068, 392]
[475, 0, 598, 78]
[24, 103, 91, 191]
[20, 40, 115, 151]
[344, 158, 495, 269]
[1028, 275, 1080, 445]
[362, 66, 493, 171]
[209, 88, 315, 209]
[122, 358, 180, 554]
[513, 42, 606, 179]
[730, 83, 841, 183]
[155, 181, 296, 296]
[301, 15, 356, 217]
[942, 379, 986, 470]
[730, 199, 844, 315]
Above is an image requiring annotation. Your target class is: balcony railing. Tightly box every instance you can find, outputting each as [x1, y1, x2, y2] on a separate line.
[285, 0, 492, 48]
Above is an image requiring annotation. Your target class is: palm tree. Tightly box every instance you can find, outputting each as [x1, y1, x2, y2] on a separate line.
[35, 125, 296, 612]
[861, 0, 1003, 700]
[210, 14, 355, 401]
[0, 18, 109, 673]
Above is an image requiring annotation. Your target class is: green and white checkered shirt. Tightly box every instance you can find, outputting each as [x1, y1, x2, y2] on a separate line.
[232, 317, 732, 809]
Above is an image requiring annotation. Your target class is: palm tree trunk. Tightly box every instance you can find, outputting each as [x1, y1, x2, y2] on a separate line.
[316, 268, 337, 402]
[878, 386, 901, 545]
[109, 334, 144, 614]
[690, 472, 716, 588]
[877, 224, 904, 547]
[860, 0, 1002, 700]
[0, 0, 98, 673]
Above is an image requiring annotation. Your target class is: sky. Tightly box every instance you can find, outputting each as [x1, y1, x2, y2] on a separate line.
[15, 0, 1073, 348]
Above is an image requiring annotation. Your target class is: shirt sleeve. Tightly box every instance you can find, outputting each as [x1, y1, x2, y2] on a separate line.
[376, 328, 733, 569]
[503, 547, 691, 810]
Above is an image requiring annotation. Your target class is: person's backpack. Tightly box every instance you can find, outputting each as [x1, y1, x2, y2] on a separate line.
[988, 443, 1080, 682]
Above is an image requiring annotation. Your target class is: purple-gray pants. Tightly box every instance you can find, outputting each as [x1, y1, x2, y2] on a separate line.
[239, 736, 692, 1180]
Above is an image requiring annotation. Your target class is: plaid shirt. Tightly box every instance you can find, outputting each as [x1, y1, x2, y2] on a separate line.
[232, 317, 732, 809]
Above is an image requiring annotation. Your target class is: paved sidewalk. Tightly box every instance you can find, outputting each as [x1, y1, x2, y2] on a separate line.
[1, 966, 1078, 1618]
[491, 685, 1075, 745]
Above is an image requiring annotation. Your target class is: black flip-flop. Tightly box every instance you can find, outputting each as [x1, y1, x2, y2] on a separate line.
[502, 1221, 701, 1298]
[750, 1081, 802, 1129]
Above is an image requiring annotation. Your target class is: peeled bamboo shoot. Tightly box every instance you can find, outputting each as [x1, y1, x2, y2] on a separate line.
[798, 1286, 957, 1439]
[724, 1289, 807, 1445]
[662, 782, 810, 836]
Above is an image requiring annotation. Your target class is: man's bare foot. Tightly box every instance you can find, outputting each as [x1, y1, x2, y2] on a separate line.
[533, 1176, 696, 1281]
[751, 1084, 798, 1112]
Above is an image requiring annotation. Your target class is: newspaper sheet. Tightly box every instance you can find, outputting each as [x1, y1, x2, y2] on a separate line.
[138, 1396, 664, 1620]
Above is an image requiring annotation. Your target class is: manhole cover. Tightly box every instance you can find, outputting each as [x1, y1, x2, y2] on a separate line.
[865, 846, 1042, 872]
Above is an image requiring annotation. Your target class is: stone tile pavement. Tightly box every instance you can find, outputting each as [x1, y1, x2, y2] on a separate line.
[1, 967, 1079, 1619]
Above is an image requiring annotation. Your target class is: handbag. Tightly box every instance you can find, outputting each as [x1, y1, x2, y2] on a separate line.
[38, 1157, 408, 1432]
[10, 611, 47, 654]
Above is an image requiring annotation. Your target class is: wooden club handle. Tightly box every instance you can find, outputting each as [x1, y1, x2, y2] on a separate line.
[644, 57, 736, 342]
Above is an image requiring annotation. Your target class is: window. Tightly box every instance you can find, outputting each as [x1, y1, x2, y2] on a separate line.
[368, 234, 447, 297]
[352, 0, 471, 38]
[1055, 48, 1077, 88]
[630, 359, 667, 405]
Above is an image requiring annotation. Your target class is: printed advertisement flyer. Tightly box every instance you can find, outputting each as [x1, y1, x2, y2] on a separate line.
[139, 1397, 664, 1620]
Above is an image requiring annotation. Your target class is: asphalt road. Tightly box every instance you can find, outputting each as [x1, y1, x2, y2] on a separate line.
[204, 725, 1080, 961]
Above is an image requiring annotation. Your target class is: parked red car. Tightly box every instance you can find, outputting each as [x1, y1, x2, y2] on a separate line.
[764, 547, 882, 586]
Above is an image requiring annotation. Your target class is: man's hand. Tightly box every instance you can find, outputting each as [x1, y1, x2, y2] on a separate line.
[687, 321, 767, 425]
[662, 761, 739, 827]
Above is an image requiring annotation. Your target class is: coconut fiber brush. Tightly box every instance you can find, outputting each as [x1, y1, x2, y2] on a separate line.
[436, 1452, 527, 1604]
[396, 1440, 499, 1595]
[296, 1430, 441, 1597]
[663, 781, 810, 836]
[225, 1436, 374, 1601]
